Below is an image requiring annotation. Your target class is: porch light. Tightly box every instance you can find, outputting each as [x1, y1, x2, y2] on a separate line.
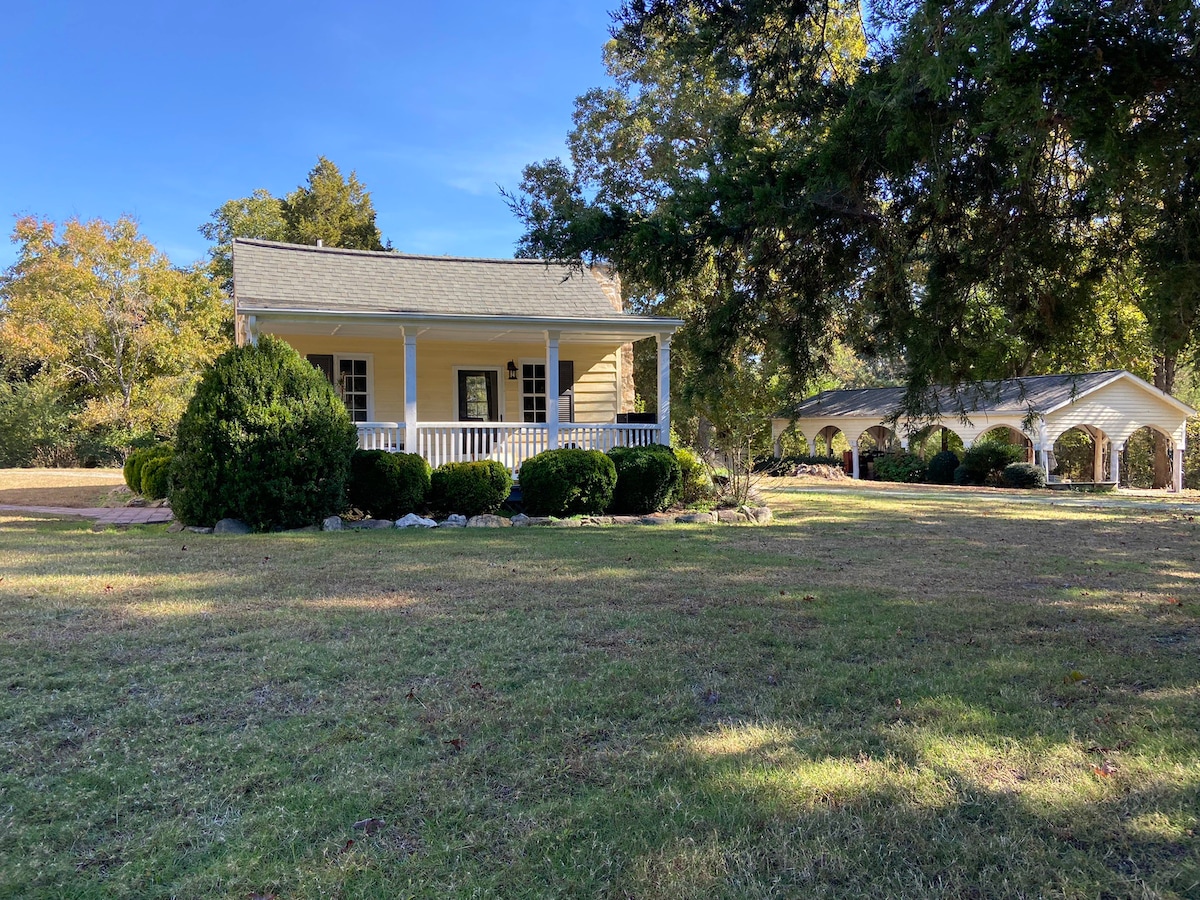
[507, 360, 518, 380]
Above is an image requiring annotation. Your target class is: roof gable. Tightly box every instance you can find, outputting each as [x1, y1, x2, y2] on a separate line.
[232, 239, 630, 321]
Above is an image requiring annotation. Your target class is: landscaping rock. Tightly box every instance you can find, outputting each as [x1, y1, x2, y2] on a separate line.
[510, 513, 531, 527]
[590, 516, 613, 526]
[354, 518, 393, 530]
[552, 517, 582, 528]
[214, 518, 251, 534]
[610, 515, 641, 525]
[322, 516, 344, 531]
[640, 514, 676, 525]
[677, 512, 717, 525]
[526, 517, 554, 526]
[716, 509, 748, 524]
[185, 525, 214, 534]
[167, 521, 185, 534]
[395, 513, 438, 528]
[439, 514, 467, 527]
[467, 514, 511, 528]
[742, 506, 773, 524]
[127, 497, 148, 508]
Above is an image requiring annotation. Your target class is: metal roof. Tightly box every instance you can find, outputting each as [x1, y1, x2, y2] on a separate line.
[233, 239, 642, 321]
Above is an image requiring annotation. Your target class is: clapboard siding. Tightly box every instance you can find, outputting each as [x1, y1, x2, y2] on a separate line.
[273, 334, 622, 424]
[1046, 378, 1186, 443]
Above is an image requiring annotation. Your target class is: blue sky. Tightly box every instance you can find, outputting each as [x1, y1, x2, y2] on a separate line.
[0, 1, 617, 270]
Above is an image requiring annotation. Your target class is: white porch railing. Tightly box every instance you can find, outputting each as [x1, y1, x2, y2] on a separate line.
[354, 422, 662, 474]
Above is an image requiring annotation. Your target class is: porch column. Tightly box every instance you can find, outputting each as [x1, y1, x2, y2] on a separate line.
[900, 436, 910, 451]
[851, 443, 860, 480]
[1092, 432, 1104, 483]
[546, 330, 560, 450]
[657, 332, 672, 446]
[1173, 444, 1184, 493]
[1110, 443, 1121, 486]
[1038, 420, 1050, 477]
[403, 328, 417, 453]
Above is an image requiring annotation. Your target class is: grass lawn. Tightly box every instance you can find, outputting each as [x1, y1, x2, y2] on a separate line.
[0, 468, 127, 508]
[1, 485, 1197, 898]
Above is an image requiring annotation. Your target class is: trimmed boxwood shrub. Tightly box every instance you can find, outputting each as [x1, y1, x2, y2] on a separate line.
[959, 441, 1026, 485]
[429, 460, 511, 518]
[607, 444, 683, 514]
[169, 335, 359, 531]
[1002, 461, 1047, 489]
[926, 450, 960, 485]
[953, 464, 972, 486]
[139, 455, 172, 500]
[519, 449, 616, 516]
[348, 450, 431, 518]
[123, 443, 172, 493]
[873, 451, 926, 483]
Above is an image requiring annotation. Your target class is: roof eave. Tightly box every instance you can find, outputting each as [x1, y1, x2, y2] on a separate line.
[237, 305, 683, 335]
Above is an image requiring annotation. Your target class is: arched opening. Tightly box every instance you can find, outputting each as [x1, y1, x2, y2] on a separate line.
[1050, 425, 1111, 483]
[774, 425, 811, 457]
[1121, 425, 1176, 489]
[908, 424, 965, 460]
[975, 425, 1034, 462]
[858, 426, 900, 479]
[813, 425, 850, 459]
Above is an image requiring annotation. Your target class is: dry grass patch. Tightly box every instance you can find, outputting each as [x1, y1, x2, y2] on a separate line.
[0, 489, 1197, 897]
[0, 467, 127, 507]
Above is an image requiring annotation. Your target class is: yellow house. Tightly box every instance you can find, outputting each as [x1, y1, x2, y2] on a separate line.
[232, 239, 682, 474]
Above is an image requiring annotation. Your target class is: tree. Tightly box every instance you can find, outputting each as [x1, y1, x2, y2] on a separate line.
[281, 156, 386, 251]
[508, 1, 1198, 437]
[201, 157, 388, 290]
[199, 189, 285, 293]
[0, 216, 230, 443]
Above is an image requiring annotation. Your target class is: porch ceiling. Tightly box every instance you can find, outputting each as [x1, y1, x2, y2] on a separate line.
[241, 308, 680, 345]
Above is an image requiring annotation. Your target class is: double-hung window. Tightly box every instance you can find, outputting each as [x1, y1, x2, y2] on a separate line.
[307, 354, 371, 422]
[522, 360, 574, 423]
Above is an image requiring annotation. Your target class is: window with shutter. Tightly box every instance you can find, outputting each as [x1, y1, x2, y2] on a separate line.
[522, 360, 573, 423]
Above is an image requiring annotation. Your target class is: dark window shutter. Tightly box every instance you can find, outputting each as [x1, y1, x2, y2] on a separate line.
[558, 360, 574, 423]
[307, 354, 334, 383]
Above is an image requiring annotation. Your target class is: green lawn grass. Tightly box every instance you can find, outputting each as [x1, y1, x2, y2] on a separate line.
[1, 489, 1197, 898]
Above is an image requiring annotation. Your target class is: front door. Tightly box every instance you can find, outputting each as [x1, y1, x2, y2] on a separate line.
[457, 370, 500, 422]
[457, 370, 500, 457]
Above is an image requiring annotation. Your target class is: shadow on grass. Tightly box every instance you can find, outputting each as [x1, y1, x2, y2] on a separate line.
[0, 497, 1197, 896]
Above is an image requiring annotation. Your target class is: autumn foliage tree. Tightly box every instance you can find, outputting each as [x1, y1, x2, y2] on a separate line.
[0, 216, 230, 454]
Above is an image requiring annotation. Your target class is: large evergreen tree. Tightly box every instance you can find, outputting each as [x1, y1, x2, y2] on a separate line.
[201, 157, 388, 292]
[508, 0, 1198, 442]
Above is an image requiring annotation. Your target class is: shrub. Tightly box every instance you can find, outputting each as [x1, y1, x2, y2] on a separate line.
[348, 450, 431, 518]
[960, 441, 1026, 485]
[139, 455, 172, 500]
[519, 449, 616, 516]
[124, 443, 173, 493]
[953, 464, 972, 486]
[169, 335, 359, 531]
[674, 446, 715, 506]
[1001, 462, 1047, 489]
[607, 444, 683, 514]
[873, 451, 927, 483]
[926, 450, 960, 484]
[429, 460, 512, 518]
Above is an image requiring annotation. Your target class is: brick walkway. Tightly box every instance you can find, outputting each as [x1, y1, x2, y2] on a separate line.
[0, 504, 173, 525]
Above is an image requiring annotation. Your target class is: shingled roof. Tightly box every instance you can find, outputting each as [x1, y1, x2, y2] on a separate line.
[788, 371, 1132, 419]
[232, 239, 630, 320]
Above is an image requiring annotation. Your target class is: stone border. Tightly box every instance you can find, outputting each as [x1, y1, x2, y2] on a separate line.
[167, 507, 774, 534]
